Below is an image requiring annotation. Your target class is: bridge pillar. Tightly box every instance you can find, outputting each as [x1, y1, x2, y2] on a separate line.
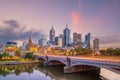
[64, 57, 74, 73]
[66, 57, 71, 66]
[43, 56, 49, 67]
[64, 66, 75, 73]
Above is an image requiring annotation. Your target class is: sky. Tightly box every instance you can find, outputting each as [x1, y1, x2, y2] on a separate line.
[0, 0, 120, 48]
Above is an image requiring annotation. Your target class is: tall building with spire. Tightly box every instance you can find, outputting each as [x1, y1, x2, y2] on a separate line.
[63, 24, 71, 47]
[49, 26, 55, 45]
[28, 37, 33, 50]
[28, 37, 38, 52]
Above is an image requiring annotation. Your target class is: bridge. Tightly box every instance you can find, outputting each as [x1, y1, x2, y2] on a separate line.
[34, 54, 120, 80]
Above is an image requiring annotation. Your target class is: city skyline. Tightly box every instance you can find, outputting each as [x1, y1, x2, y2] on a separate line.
[0, 0, 120, 48]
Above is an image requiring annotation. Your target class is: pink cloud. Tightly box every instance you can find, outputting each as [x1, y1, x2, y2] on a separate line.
[71, 11, 80, 33]
[70, 0, 85, 34]
[71, 10, 86, 35]
[71, 11, 79, 26]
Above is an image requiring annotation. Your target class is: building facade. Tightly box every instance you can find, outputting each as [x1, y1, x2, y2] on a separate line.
[85, 33, 91, 48]
[58, 34, 63, 47]
[63, 25, 71, 47]
[28, 37, 38, 52]
[73, 33, 82, 47]
[49, 26, 55, 45]
[38, 38, 47, 47]
[73, 33, 81, 43]
[93, 39, 99, 52]
[28, 37, 33, 50]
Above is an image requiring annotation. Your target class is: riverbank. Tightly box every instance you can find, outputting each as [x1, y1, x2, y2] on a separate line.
[0, 61, 42, 65]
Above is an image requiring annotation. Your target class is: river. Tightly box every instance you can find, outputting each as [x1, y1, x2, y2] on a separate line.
[0, 63, 102, 80]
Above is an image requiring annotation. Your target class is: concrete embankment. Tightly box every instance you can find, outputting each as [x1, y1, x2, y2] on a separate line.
[100, 68, 120, 80]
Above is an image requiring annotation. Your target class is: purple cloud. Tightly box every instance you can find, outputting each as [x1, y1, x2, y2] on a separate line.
[0, 20, 45, 43]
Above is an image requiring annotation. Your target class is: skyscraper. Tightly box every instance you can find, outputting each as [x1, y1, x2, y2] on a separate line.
[38, 38, 47, 47]
[63, 25, 71, 47]
[93, 39, 99, 52]
[73, 33, 81, 43]
[49, 26, 55, 45]
[85, 33, 91, 48]
[73, 33, 82, 47]
[55, 36, 58, 45]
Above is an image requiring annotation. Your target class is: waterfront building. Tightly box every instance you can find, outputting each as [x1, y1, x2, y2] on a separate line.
[63, 25, 71, 47]
[23, 42, 27, 47]
[93, 39, 99, 53]
[23, 42, 28, 50]
[85, 33, 91, 48]
[73, 33, 82, 47]
[38, 38, 47, 47]
[6, 42, 17, 47]
[58, 34, 63, 47]
[55, 34, 63, 47]
[4, 42, 18, 56]
[55, 36, 58, 45]
[28, 37, 33, 50]
[73, 33, 81, 43]
[49, 26, 55, 45]
[28, 37, 38, 52]
[30, 44, 39, 52]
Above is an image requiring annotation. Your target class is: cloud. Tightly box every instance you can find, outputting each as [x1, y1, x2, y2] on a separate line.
[70, 0, 85, 34]
[71, 11, 84, 33]
[0, 20, 45, 43]
[71, 0, 120, 48]
[95, 35, 120, 48]
[71, 11, 79, 26]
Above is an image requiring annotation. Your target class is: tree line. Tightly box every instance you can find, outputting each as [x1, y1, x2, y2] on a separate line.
[100, 48, 120, 56]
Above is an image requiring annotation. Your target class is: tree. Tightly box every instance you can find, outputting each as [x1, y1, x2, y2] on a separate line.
[0, 53, 3, 59]
[10, 55, 13, 59]
[74, 47, 82, 55]
[25, 52, 34, 59]
[15, 50, 21, 57]
[82, 48, 92, 55]
[68, 49, 74, 56]
[2, 52, 10, 58]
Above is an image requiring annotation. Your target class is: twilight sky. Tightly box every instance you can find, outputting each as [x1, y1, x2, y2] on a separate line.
[0, 0, 120, 48]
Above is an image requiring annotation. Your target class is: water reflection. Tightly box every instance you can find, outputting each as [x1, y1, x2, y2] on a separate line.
[0, 64, 101, 80]
[0, 64, 36, 76]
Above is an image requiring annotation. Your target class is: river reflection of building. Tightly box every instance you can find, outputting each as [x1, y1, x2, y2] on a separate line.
[0, 64, 38, 76]
[0, 64, 101, 80]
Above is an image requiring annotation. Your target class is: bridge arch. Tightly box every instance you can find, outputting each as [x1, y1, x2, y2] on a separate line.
[34, 56, 46, 61]
[69, 62, 120, 77]
[47, 60, 66, 66]
[47, 59, 67, 66]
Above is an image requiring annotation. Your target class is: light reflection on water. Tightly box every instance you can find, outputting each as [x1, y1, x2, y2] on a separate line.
[0, 64, 101, 80]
